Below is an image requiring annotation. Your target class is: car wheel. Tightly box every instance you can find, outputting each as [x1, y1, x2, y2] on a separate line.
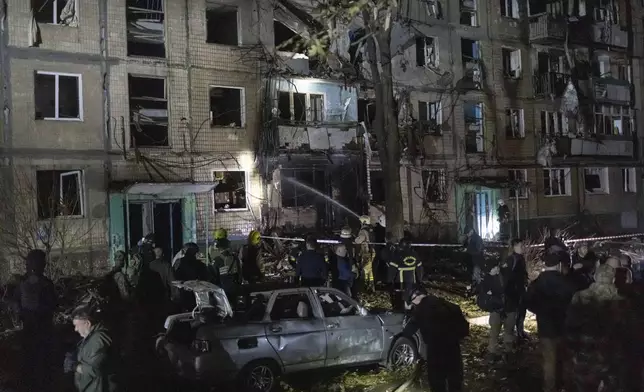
[387, 336, 418, 369]
[239, 360, 279, 392]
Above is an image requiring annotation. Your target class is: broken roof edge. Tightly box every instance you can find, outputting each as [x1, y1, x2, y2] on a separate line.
[276, 0, 324, 31]
[124, 181, 220, 196]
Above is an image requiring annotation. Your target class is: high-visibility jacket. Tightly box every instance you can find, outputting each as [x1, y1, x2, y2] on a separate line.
[388, 249, 422, 284]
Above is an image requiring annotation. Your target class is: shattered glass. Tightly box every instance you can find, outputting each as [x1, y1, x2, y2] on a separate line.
[561, 80, 579, 116]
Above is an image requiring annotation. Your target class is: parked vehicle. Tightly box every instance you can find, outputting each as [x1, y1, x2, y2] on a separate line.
[156, 282, 423, 392]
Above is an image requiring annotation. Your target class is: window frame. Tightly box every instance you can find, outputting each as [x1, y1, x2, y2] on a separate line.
[500, 0, 520, 19]
[128, 74, 169, 147]
[543, 168, 571, 197]
[464, 102, 484, 153]
[505, 108, 525, 139]
[205, 1, 241, 46]
[622, 167, 637, 193]
[36, 169, 86, 219]
[422, 168, 448, 203]
[315, 288, 361, 318]
[211, 170, 250, 212]
[209, 85, 246, 128]
[34, 71, 84, 121]
[276, 91, 327, 123]
[541, 110, 568, 136]
[584, 167, 610, 194]
[593, 104, 634, 137]
[501, 47, 522, 79]
[508, 169, 528, 199]
[32, 0, 78, 25]
[415, 36, 439, 67]
[460, 0, 478, 26]
[268, 291, 317, 321]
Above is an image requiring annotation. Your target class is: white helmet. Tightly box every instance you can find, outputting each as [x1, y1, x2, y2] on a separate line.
[498, 199, 505, 205]
[359, 215, 371, 226]
[340, 226, 353, 239]
[377, 215, 386, 227]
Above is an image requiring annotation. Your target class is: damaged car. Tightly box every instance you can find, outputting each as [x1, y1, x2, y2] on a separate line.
[156, 281, 424, 392]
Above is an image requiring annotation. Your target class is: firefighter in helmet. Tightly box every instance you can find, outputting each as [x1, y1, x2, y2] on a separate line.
[388, 236, 422, 311]
[240, 230, 264, 284]
[355, 215, 376, 291]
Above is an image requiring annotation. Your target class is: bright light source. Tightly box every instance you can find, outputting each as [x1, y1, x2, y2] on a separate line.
[239, 151, 254, 171]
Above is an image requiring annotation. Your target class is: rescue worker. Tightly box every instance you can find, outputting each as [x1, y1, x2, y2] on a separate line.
[240, 230, 264, 284]
[388, 236, 422, 311]
[296, 235, 328, 287]
[174, 242, 209, 282]
[14, 249, 56, 392]
[212, 236, 242, 305]
[288, 241, 302, 269]
[208, 228, 230, 265]
[355, 216, 376, 292]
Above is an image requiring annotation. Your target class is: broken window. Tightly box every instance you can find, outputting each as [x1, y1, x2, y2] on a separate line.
[508, 169, 528, 198]
[276, 92, 321, 123]
[422, 169, 447, 203]
[274, 20, 301, 53]
[594, 0, 618, 23]
[349, 28, 365, 65]
[418, 100, 441, 133]
[34, 71, 82, 120]
[622, 168, 637, 193]
[127, 0, 165, 58]
[206, 2, 239, 46]
[500, 0, 519, 18]
[129, 75, 168, 147]
[505, 109, 525, 138]
[209, 86, 244, 127]
[280, 169, 325, 208]
[461, 39, 481, 86]
[415, 37, 438, 67]
[502, 48, 521, 79]
[541, 111, 568, 136]
[369, 170, 385, 204]
[584, 167, 609, 194]
[528, 0, 546, 15]
[460, 0, 477, 26]
[594, 104, 633, 136]
[544, 168, 571, 196]
[464, 102, 484, 153]
[36, 170, 84, 219]
[212, 171, 247, 210]
[32, 0, 77, 25]
[358, 98, 376, 127]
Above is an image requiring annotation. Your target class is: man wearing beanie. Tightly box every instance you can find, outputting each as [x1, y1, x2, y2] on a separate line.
[524, 252, 575, 392]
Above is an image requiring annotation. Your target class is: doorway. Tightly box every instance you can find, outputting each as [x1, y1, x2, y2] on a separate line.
[125, 200, 183, 260]
[463, 190, 497, 240]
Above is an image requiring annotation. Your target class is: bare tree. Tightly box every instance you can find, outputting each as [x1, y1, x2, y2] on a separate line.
[0, 165, 96, 280]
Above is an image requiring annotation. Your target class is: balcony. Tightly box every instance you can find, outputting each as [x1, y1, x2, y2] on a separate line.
[538, 135, 634, 158]
[592, 22, 628, 48]
[277, 125, 358, 151]
[529, 15, 566, 43]
[533, 72, 570, 98]
[277, 51, 310, 74]
[591, 77, 632, 105]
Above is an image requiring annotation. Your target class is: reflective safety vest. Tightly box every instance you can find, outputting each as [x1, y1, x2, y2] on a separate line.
[388, 253, 421, 284]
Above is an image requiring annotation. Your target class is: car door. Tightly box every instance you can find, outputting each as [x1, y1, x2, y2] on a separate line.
[316, 288, 385, 366]
[264, 289, 327, 372]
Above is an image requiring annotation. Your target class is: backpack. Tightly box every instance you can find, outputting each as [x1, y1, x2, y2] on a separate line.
[440, 299, 469, 340]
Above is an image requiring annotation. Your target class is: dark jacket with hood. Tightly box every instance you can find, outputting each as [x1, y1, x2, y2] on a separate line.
[296, 249, 328, 280]
[74, 323, 118, 392]
[524, 269, 575, 338]
[503, 252, 527, 312]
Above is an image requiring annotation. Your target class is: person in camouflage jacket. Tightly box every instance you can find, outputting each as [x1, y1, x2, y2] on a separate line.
[564, 264, 634, 392]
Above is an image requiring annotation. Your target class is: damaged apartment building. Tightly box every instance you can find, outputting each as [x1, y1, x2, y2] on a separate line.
[267, 0, 644, 239]
[0, 0, 267, 270]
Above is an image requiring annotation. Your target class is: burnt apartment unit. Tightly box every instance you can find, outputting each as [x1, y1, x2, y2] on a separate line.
[0, 0, 266, 271]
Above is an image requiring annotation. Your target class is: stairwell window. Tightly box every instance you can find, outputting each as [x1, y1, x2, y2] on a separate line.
[36, 170, 85, 219]
[415, 37, 438, 67]
[508, 169, 528, 198]
[502, 48, 521, 79]
[464, 102, 484, 153]
[623, 168, 637, 193]
[500, 0, 519, 18]
[212, 171, 248, 211]
[541, 111, 568, 136]
[584, 167, 609, 194]
[34, 71, 83, 121]
[460, 0, 478, 26]
[209, 86, 245, 127]
[505, 109, 525, 138]
[543, 168, 571, 196]
[422, 169, 447, 203]
[418, 101, 442, 133]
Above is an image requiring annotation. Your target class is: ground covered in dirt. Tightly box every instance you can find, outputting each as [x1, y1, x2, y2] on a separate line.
[0, 267, 544, 391]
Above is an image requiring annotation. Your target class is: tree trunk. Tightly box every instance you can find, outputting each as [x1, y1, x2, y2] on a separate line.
[363, 13, 405, 241]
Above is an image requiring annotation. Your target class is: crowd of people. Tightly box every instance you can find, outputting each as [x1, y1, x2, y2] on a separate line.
[467, 228, 644, 392]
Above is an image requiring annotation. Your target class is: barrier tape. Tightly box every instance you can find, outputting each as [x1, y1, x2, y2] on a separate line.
[261, 232, 644, 248]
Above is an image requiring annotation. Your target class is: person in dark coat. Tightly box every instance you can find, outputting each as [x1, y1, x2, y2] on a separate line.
[66, 306, 118, 392]
[464, 227, 484, 294]
[14, 249, 56, 392]
[296, 236, 328, 287]
[568, 242, 597, 292]
[405, 288, 469, 392]
[506, 239, 529, 340]
[524, 252, 575, 392]
[334, 244, 356, 296]
[174, 243, 209, 282]
[544, 228, 570, 266]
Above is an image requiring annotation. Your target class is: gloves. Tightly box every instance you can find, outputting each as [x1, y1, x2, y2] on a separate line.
[63, 352, 77, 374]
